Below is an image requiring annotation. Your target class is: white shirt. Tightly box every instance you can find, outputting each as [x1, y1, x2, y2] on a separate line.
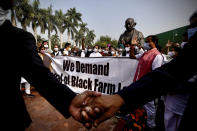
[89, 52, 102, 57]
[54, 51, 62, 56]
[81, 50, 86, 57]
[135, 52, 164, 70]
[63, 50, 69, 56]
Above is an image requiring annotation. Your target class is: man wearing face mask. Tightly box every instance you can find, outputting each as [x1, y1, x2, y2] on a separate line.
[89, 45, 102, 57]
[51, 44, 62, 57]
[43, 41, 52, 54]
[85, 45, 93, 57]
[62, 42, 71, 56]
[118, 18, 144, 56]
[129, 35, 164, 130]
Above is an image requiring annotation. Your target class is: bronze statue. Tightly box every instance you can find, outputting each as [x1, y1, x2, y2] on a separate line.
[118, 18, 144, 47]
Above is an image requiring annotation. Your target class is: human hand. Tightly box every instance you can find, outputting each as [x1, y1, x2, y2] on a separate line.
[131, 37, 138, 45]
[166, 40, 172, 47]
[69, 91, 101, 123]
[82, 94, 125, 128]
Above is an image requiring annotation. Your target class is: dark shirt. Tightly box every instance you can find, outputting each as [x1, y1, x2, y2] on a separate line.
[0, 20, 76, 130]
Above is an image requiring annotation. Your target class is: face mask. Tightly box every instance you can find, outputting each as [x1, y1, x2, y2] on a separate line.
[54, 48, 58, 51]
[125, 47, 130, 52]
[111, 51, 115, 55]
[94, 48, 98, 52]
[44, 44, 48, 48]
[144, 42, 151, 50]
[188, 27, 197, 39]
[98, 49, 102, 52]
[167, 51, 175, 57]
[88, 49, 92, 52]
[40, 50, 45, 54]
[119, 48, 123, 52]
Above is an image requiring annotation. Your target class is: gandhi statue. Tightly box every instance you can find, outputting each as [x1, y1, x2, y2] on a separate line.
[118, 18, 144, 47]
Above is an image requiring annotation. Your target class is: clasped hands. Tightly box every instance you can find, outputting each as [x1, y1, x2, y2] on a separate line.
[69, 91, 124, 129]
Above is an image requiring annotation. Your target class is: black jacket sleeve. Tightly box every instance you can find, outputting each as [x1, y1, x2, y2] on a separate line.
[118, 33, 197, 112]
[18, 30, 76, 118]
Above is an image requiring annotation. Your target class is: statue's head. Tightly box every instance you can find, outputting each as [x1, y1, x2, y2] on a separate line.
[125, 18, 136, 31]
[0, 0, 14, 10]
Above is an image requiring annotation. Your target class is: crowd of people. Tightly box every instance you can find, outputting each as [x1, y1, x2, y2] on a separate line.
[1, 0, 196, 131]
[32, 31, 187, 131]
[36, 40, 182, 61]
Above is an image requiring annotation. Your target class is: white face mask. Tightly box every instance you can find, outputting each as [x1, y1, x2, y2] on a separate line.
[119, 48, 123, 52]
[188, 27, 197, 39]
[111, 51, 115, 55]
[88, 49, 92, 52]
[54, 48, 58, 51]
[125, 47, 130, 52]
[98, 49, 102, 52]
[167, 51, 175, 57]
[68, 48, 71, 51]
[94, 48, 98, 52]
[0, 7, 9, 26]
[44, 44, 48, 48]
[144, 42, 151, 50]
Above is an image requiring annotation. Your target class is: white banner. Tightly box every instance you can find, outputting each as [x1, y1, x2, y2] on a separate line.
[51, 56, 138, 94]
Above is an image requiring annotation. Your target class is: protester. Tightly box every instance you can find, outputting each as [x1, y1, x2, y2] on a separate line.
[167, 44, 181, 59]
[85, 45, 93, 57]
[62, 42, 71, 56]
[89, 45, 102, 57]
[116, 47, 124, 57]
[109, 46, 117, 57]
[0, 1, 101, 130]
[71, 46, 80, 57]
[102, 47, 110, 56]
[51, 44, 62, 57]
[98, 46, 103, 55]
[123, 43, 131, 57]
[43, 41, 52, 54]
[127, 35, 164, 130]
[38, 45, 52, 71]
[81, 49, 86, 57]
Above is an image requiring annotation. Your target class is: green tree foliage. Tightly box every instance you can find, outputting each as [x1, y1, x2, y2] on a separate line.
[13, 0, 96, 49]
[51, 34, 60, 49]
[95, 36, 118, 48]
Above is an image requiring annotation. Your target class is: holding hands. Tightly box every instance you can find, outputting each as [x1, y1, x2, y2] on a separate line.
[69, 91, 125, 129]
